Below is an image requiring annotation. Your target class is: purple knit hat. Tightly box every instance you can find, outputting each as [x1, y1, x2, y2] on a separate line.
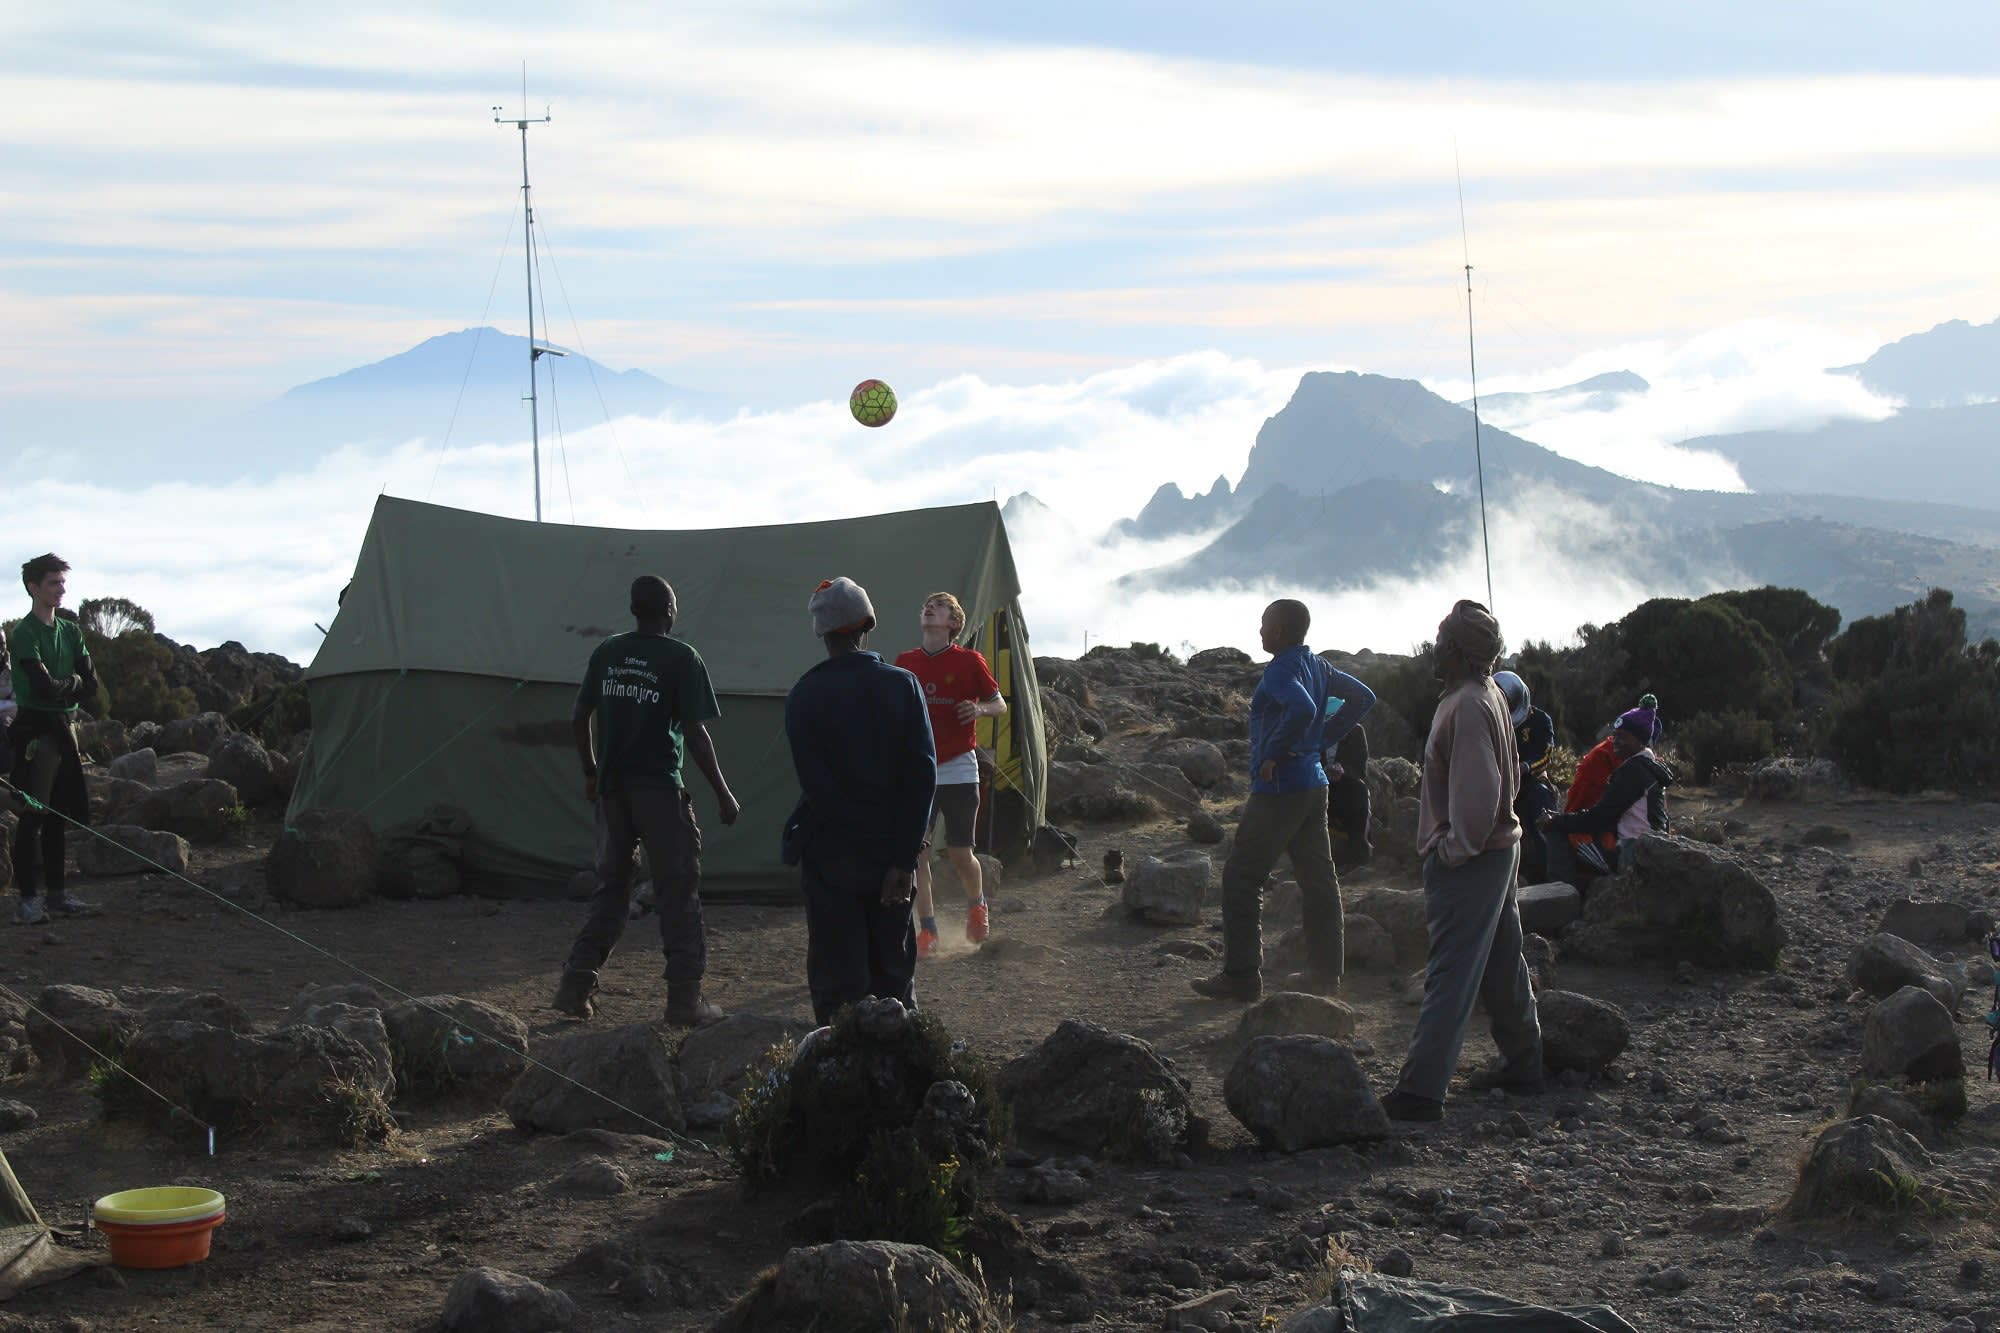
[1614, 705, 1657, 740]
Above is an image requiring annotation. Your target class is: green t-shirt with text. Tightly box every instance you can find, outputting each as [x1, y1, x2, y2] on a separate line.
[9, 614, 86, 714]
[578, 632, 720, 793]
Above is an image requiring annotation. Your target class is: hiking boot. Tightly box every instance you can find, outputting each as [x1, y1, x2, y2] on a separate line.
[550, 969, 598, 1019]
[1279, 969, 1342, 996]
[1190, 971, 1262, 1002]
[965, 899, 989, 945]
[664, 982, 724, 1029]
[13, 899, 48, 927]
[1381, 1089, 1444, 1123]
[916, 925, 940, 960]
[1464, 1063, 1547, 1096]
[47, 893, 97, 917]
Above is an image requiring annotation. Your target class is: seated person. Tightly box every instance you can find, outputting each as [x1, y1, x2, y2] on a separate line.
[1319, 666, 1377, 873]
[1493, 671, 1558, 882]
[1539, 703, 1673, 887]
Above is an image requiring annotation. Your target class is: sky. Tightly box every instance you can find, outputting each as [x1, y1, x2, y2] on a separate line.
[4, 2, 1996, 661]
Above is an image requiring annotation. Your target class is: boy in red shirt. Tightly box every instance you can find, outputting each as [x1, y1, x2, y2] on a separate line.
[895, 593, 1005, 956]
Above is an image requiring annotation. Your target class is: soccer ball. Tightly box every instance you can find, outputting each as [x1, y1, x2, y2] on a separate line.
[849, 379, 897, 427]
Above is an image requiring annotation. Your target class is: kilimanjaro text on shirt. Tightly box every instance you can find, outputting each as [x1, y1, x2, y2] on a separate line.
[601, 662, 663, 705]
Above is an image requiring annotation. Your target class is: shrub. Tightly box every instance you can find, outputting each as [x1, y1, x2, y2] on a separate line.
[1678, 710, 1778, 783]
[75, 596, 197, 727]
[1825, 590, 2000, 792]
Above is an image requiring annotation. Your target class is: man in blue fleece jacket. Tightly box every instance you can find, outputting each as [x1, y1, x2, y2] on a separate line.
[1193, 599, 1348, 1001]
[783, 577, 938, 1024]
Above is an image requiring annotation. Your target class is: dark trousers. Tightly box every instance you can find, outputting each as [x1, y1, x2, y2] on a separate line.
[562, 786, 705, 984]
[802, 852, 917, 1026]
[1393, 843, 1541, 1103]
[1326, 775, 1372, 871]
[1514, 779, 1559, 882]
[13, 728, 71, 901]
[1222, 786, 1342, 980]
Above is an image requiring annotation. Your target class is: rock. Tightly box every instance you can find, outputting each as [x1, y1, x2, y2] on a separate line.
[504, 1023, 684, 1137]
[1222, 1036, 1389, 1152]
[331, 1216, 372, 1243]
[268, 808, 380, 908]
[1123, 850, 1211, 925]
[0, 1099, 39, 1132]
[1167, 1287, 1242, 1329]
[1349, 888, 1428, 965]
[715, 1241, 987, 1333]
[441, 1267, 579, 1332]
[380, 804, 472, 900]
[553, 1156, 631, 1197]
[153, 712, 228, 757]
[1861, 986, 1964, 1083]
[119, 1019, 395, 1137]
[89, 776, 151, 824]
[1746, 756, 1839, 799]
[73, 825, 192, 877]
[675, 1013, 804, 1109]
[1045, 760, 1161, 824]
[1000, 1020, 1200, 1161]
[1849, 934, 1963, 1012]
[272, 1002, 397, 1093]
[1343, 915, 1396, 971]
[1148, 739, 1230, 790]
[1515, 882, 1582, 936]
[128, 777, 241, 843]
[1565, 835, 1786, 970]
[382, 996, 530, 1096]
[279, 982, 388, 1027]
[1536, 990, 1630, 1074]
[25, 985, 137, 1078]
[1186, 810, 1226, 844]
[1849, 1086, 1939, 1146]
[119, 987, 254, 1033]
[1188, 646, 1252, 670]
[1038, 687, 1107, 748]
[205, 732, 277, 806]
[1788, 1115, 1938, 1219]
[1237, 993, 1358, 1041]
[107, 748, 157, 785]
[1878, 898, 1995, 947]
[1375, 1248, 1415, 1278]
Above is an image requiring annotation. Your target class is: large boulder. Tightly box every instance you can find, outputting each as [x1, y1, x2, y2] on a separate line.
[1849, 934, 1963, 1012]
[205, 732, 278, 806]
[1146, 738, 1230, 790]
[267, 808, 380, 908]
[675, 1013, 806, 1128]
[713, 1241, 991, 1333]
[1861, 986, 1964, 1083]
[379, 805, 472, 901]
[441, 1267, 579, 1332]
[1122, 850, 1210, 925]
[25, 985, 138, 1077]
[1535, 990, 1630, 1074]
[1349, 888, 1429, 965]
[275, 1002, 396, 1094]
[74, 825, 190, 877]
[383, 996, 529, 1097]
[1877, 898, 1995, 949]
[1038, 689, 1106, 748]
[107, 747, 158, 785]
[118, 987, 254, 1034]
[1237, 993, 1358, 1041]
[1223, 1035, 1389, 1152]
[1000, 1019, 1200, 1161]
[1787, 1115, 1940, 1220]
[1045, 760, 1160, 824]
[1565, 835, 1786, 969]
[116, 1020, 396, 1138]
[128, 778, 241, 843]
[279, 982, 388, 1027]
[504, 1022, 684, 1136]
[153, 711, 229, 757]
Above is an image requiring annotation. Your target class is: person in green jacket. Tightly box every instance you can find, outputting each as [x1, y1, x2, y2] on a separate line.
[9, 554, 97, 924]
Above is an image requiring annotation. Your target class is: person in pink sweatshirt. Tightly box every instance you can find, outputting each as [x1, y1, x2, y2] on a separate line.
[1381, 600, 1544, 1123]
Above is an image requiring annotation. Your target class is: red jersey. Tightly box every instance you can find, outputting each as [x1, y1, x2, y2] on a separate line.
[894, 644, 999, 764]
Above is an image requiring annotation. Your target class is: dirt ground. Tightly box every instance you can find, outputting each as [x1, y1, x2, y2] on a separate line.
[4, 760, 2000, 1329]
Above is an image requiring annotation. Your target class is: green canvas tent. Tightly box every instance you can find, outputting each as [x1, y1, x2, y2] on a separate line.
[290, 496, 1047, 898]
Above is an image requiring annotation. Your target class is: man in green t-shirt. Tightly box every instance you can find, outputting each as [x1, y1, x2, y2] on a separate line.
[8, 554, 97, 925]
[552, 575, 740, 1027]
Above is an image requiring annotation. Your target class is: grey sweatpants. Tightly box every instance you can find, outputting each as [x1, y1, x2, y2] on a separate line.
[1221, 786, 1342, 980]
[1392, 842, 1541, 1103]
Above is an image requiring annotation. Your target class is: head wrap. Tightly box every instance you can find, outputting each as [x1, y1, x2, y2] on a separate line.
[1493, 670, 1530, 727]
[809, 577, 876, 637]
[1437, 599, 1503, 673]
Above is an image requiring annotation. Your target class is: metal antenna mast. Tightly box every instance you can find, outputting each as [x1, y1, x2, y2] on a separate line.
[1455, 145, 1495, 612]
[494, 72, 564, 521]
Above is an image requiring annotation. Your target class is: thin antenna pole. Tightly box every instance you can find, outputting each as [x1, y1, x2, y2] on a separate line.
[496, 77, 552, 521]
[1455, 142, 1495, 612]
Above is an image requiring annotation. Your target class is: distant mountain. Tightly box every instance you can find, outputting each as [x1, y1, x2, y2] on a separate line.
[1470, 370, 1649, 417]
[1832, 316, 2000, 407]
[1111, 370, 2000, 639]
[1685, 402, 2000, 512]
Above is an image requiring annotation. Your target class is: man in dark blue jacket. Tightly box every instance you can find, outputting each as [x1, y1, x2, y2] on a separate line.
[783, 577, 937, 1024]
[1193, 599, 1348, 1001]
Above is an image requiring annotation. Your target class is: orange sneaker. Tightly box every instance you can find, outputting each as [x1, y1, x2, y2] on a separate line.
[965, 899, 990, 945]
[917, 926, 940, 960]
